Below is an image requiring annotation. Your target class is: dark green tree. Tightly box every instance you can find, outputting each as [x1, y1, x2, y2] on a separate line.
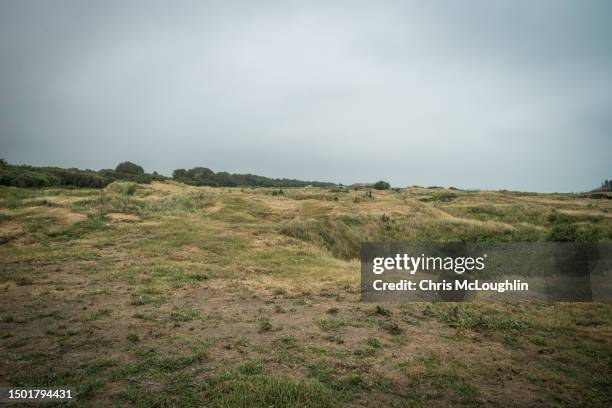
[373, 181, 391, 190]
[115, 161, 144, 175]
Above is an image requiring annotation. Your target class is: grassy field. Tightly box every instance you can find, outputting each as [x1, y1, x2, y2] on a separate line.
[1, 181, 611, 407]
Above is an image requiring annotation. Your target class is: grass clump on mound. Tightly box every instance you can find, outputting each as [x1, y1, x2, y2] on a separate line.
[88, 190, 143, 214]
[204, 373, 334, 408]
[280, 217, 379, 259]
[144, 191, 213, 212]
[105, 181, 140, 196]
[78, 185, 212, 215]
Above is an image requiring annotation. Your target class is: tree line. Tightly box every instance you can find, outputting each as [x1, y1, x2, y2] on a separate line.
[0, 159, 165, 188]
[172, 167, 335, 188]
[0, 160, 336, 189]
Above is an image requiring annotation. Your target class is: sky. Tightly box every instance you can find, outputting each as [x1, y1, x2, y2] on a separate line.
[0, 0, 610, 192]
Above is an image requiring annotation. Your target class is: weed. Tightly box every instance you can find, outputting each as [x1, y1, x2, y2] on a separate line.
[366, 337, 382, 349]
[317, 318, 346, 332]
[272, 287, 286, 296]
[258, 318, 272, 333]
[170, 308, 200, 322]
[323, 335, 344, 344]
[15, 277, 33, 286]
[379, 321, 403, 335]
[237, 360, 264, 375]
[373, 305, 391, 316]
[503, 335, 521, 349]
[326, 307, 339, 315]
[129, 293, 167, 306]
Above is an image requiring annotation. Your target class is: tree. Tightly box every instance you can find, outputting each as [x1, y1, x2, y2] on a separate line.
[373, 181, 391, 190]
[115, 161, 144, 175]
[215, 171, 237, 187]
[173, 169, 187, 179]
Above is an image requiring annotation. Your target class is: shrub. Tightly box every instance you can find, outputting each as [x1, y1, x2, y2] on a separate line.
[547, 223, 601, 242]
[14, 171, 58, 188]
[547, 210, 602, 242]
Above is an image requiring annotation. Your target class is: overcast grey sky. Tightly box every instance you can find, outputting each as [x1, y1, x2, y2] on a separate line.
[0, 0, 610, 191]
